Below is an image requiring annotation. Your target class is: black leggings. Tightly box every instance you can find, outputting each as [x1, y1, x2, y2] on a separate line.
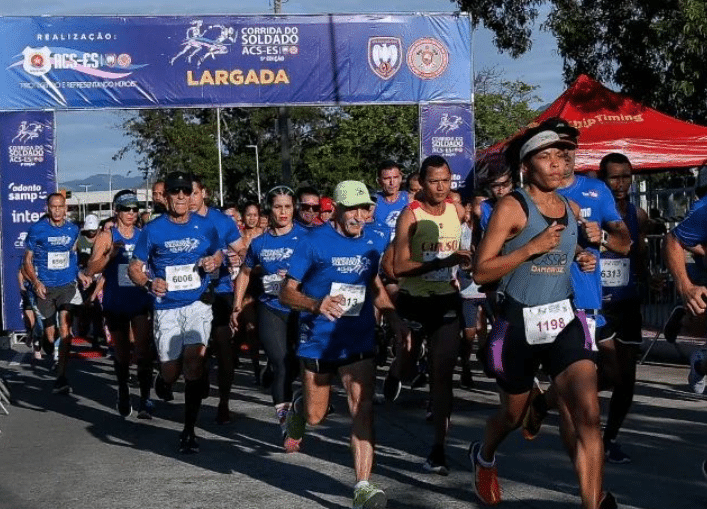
[258, 304, 298, 405]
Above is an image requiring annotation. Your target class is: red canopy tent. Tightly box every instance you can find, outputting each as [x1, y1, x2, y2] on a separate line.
[475, 74, 707, 178]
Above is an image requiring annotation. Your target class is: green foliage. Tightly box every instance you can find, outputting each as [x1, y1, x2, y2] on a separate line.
[474, 68, 541, 149]
[457, 0, 707, 123]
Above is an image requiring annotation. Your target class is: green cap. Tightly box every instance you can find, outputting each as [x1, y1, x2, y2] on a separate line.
[333, 180, 374, 207]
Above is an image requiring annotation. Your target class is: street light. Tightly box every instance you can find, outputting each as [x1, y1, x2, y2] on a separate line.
[246, 144, 261, 203]
[79, 184, 92, 220]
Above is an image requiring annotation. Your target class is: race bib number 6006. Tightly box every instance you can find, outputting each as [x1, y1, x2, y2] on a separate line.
[165, 264, 201, 292]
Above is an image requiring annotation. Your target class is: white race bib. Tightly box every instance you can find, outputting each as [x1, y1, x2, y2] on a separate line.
[262, 273, 284, 296]
[522, 298, 574, 345]
[601, 258, 630, 287]
[165, 263, 201, 292]
[47, 251, 69, 270]
[330, 282, 366, 317]
[117, 264, 133, 287]
[422, 251, 454, 282]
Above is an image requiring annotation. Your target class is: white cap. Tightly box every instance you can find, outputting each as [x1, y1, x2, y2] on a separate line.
[519, 130, 576, 161]
[83, 214, 99, 231]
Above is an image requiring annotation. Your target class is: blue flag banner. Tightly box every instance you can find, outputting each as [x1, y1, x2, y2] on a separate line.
[0, 111, 56, 332]
[420, 102, 474, 192]
[0, 14, 471, 109]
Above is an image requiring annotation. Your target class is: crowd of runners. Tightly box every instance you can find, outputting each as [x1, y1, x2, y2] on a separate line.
[16, 116, 707, 509]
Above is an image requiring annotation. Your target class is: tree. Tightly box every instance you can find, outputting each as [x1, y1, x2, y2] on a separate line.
[457, 0, 707, 123]
[474, 68, 541, 149]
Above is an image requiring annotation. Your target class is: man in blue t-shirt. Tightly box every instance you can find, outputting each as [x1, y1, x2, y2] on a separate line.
[189, 175, 244, 424]
[279, 180, 407, 509]
[373, 160, 408, 242]
[24, 192, 91, 394]
[129, 171, 222, 454]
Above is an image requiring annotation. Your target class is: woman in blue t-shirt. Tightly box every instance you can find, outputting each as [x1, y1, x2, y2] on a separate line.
[231, 186, 305, 443]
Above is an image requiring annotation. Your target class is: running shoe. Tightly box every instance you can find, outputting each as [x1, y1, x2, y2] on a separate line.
[277, 405, 289, 440]
[701, 459, 707, 481]
[383, 374, 401, 402]
[117, 385, 132, 418]
[52, 375, 70, 395]
[522, 379, 548, 440]
[423, 444, 449, 476]
[469, 441, 501, 506]
[178, 431, 200, 454]
[216, 402, 231, 425]
[663, 305, 684, 344]
[605, 440, 631, 464]
[154, 374, 174, 402]
[284, 393, 305, 453]
[598, 491, 618, 509]
[137, 398, 154, 420]
[688, 349, 707, 394]
[353, 482, 387, 509]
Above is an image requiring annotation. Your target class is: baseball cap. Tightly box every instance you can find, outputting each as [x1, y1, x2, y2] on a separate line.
[83, 214, 99, 231]
[319, 196, 334, 212]
[519, 129, 576, 161]
[333, 181, 375, 207]
[164, 171, 193, 192]
[537, 117, 580, 141]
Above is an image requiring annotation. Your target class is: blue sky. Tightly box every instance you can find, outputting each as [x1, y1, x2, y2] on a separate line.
[1, 1, 564, 184]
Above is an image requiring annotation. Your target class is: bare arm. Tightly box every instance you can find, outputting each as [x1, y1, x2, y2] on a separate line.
[85, 230, 114, 277]
[232, 265, 251, 311]
[279, 277, 345, 321]
[23, 249, 45, 298]
[604, 219, 631, 256]
[664, 231, 707, 315]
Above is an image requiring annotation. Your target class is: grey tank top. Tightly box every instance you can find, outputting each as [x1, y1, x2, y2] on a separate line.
[498, 188, 577, 307]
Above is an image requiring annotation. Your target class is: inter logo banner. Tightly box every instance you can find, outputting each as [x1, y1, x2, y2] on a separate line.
[0, 111, 56, 332]
[0, 14, 472, 109]
[420, 103, 474, 192]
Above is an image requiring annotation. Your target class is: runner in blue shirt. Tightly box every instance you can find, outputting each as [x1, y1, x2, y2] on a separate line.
[231, 185, 306, 443]
[280, 180, 407, 509]
[24, 193, 91, 394]
[373, 160, 409, 242]
[85, 190, 153, 418]
[129, 171, 222, 454]
[189, 175, 244, 425]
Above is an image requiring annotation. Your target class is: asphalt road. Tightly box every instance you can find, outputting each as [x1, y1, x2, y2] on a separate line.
[0, 338, 705, 509]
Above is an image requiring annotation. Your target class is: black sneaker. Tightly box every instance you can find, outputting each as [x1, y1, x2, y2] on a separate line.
[179, 431, 200, 454]
[137, 398, 154, 420]
[383, 374, 402, 402]
[52, 375, 70, 395]
[422, 444, 449, 476]
[599, 491, 618, 509]
[663, 305, 685, 344]
[154, 374, 174, 402]
[117, 385, 132, 418]
[605, 440, 631, 464]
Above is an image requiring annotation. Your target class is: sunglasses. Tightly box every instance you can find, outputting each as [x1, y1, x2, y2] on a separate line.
[300, 204, 320, 212]
[118, 206, 139, 213]
[168, 187, 193, 196]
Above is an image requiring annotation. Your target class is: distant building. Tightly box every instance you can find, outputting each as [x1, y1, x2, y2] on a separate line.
[64, 189, 152, 221]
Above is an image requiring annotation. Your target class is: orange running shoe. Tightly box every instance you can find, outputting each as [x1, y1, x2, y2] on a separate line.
[469, 441, 501, 506]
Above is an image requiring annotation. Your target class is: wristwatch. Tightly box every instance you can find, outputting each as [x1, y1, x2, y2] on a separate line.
[144, 279, 153, 292]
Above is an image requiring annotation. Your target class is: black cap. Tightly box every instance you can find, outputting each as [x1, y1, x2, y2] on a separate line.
[164, 171, 193, 192]
[537, 117, 580, 141]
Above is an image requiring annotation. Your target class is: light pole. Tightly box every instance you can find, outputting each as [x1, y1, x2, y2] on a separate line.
[79, 184, 92, 220]
[246, 144, 261, 203]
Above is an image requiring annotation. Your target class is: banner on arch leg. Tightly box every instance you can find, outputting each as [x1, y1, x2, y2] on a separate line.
[420, 102, 474, 195]
[0, 111, 56, 333]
